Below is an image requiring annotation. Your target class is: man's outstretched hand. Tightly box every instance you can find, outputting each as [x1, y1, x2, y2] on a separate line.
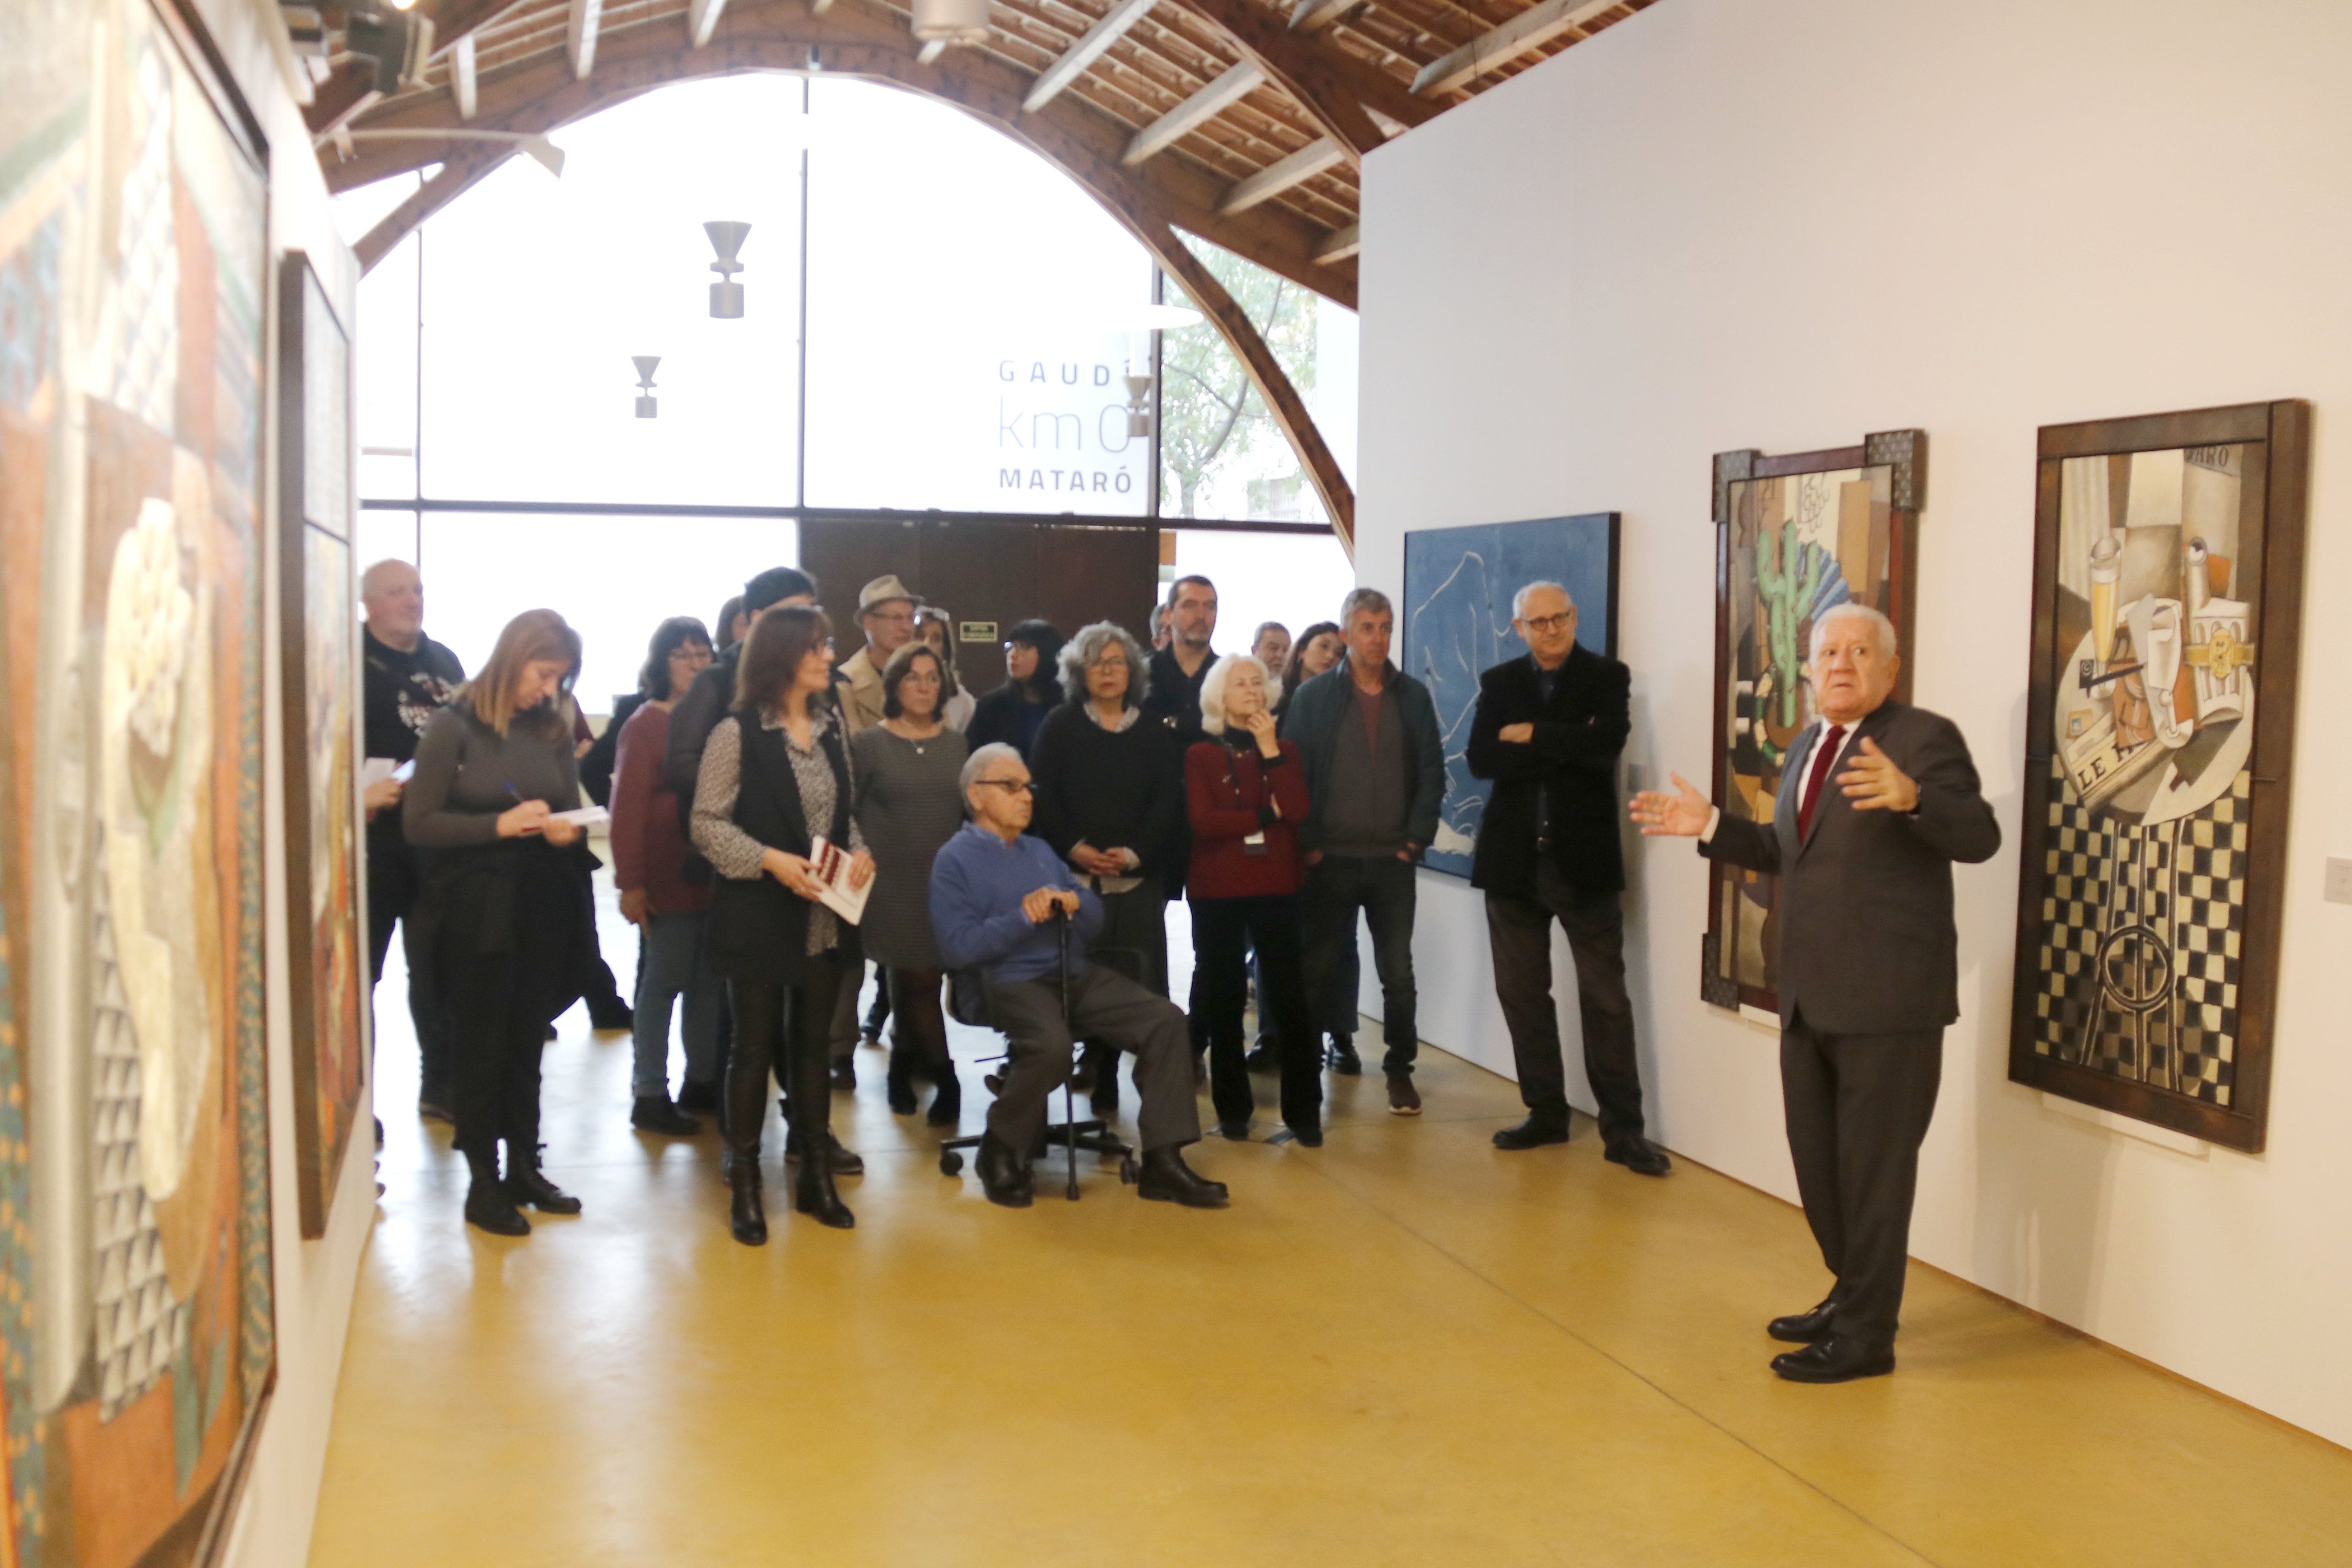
[1021, 887, 1083, 924]
[1630, 772, 1712, 837]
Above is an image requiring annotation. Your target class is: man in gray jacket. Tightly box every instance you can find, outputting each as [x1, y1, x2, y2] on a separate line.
[1634, 602, 2000, 1383]
[1281, 587, 1447, 1114]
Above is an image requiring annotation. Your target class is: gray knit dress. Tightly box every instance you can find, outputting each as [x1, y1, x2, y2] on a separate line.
[849, 725, 970, 970]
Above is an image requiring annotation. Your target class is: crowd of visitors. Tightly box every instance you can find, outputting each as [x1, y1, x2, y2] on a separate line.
[358, 553, 1683, 1250]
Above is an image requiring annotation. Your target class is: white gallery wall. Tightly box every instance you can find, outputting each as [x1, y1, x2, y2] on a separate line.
[1354, 0, 2352, 1445]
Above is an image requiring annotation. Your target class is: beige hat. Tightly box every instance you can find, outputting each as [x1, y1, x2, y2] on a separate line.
[858, 573, 919, 613]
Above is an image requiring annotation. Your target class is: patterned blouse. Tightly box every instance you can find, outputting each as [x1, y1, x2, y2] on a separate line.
[691, 706, 868, 956]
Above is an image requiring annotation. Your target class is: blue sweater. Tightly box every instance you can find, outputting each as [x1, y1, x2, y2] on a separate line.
[930, 823, 1105, 983]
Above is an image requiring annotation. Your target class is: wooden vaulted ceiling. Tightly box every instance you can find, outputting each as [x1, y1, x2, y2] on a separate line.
[312, 0, 1658, 304]
[304, 0, 1658, 547]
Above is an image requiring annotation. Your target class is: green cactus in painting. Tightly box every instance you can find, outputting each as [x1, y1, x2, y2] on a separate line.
[1755, 527, 1824, 731]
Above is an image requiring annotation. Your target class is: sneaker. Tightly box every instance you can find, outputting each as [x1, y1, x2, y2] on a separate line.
[1385, 1073, 1421, 1116]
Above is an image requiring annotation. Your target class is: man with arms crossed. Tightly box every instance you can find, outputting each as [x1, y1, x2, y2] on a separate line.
[1631, 603, 1999, 1382]
[1467, 582, 1669, 1175]
[1282, 587, 1446, 1113]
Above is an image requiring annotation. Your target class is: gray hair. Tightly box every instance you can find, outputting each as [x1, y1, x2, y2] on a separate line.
[1340, 586, 1392, 627]
[1810, 601, 1898, 661]
[1251, 620, 1289, 646]
[1198, 652, 1269, 736]
[1511, 580, 1574, 619]
[1055, 620, 1150, 709]
[959, 742, 1024, 799]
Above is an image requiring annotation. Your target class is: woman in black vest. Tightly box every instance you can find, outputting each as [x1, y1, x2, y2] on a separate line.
[690, 606, 875, 1243]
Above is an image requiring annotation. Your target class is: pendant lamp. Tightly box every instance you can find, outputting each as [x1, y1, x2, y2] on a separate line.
[911, 0, 989, 46]
[705, 221, 750, 318]
[633, 356, 660, 418]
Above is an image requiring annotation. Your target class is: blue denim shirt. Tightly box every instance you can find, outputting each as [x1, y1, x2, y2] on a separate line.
[929, 823, 1106, 984]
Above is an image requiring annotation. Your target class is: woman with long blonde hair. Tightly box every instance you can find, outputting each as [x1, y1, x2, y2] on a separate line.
[404, 609, 595, 1237]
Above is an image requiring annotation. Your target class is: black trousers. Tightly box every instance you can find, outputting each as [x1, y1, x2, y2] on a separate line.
[443, 948, 550, 1161]
[987, 965, 1201, 1153]
[1781, 1014, 1944, 1347]
[366, 843, 455, 1096]
[1300, 854, 1419, 1072]
[885, 966, 950, 1079]
[727, 955, 849, 1160]
[1190, 894, 1321, 1131]
[1483, 864, 1647, 1145]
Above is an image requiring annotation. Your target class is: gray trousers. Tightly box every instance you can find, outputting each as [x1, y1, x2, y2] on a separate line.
[986, 965, 1202, 1153]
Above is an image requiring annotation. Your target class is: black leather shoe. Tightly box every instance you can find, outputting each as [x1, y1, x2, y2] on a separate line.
[464, 1153, 530, 1235]
[1217, 1120, 1251, 1141]
[1137, 1146, 1228, 1208]
[630, 1096, 700, 1136]
[1771, 1336, 1894, 1384]
[793, 1163, 856, 1229]
[727, 1162, 767, 1246]
[1767, 1297, 1841, 1343]
[1325, 1037, 1362, 1075]
[885, 1055, 918, 1115]
[507, 1164, 583, 1215]
[589, 1003, 635, 1033]
[1605, 1138, 1673, 1177]
[830, 1057, 857, 1092]
[1243, 1043, 1280, 1074]
[784, 1131, 864, 1175]
[1493, 1116, 1571, 1150]
[927, 1072, 963, 1128]
[676, 1077, 720, 1114]
[1286, 1123, 1324, 1148]
[976, 1131, 1034, 1208]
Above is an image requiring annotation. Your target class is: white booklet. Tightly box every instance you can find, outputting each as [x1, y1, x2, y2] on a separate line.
[808, 836, 869, 925]
[549, 805, 609, 828]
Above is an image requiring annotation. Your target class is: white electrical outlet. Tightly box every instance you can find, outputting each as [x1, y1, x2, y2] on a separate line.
[2326, 857, 2352, 906]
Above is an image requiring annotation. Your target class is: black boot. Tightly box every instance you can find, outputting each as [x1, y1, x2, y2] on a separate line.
[790, 1047, 854, 1228]
[926, 1064, 963, 1128]
[885, 1046, 918, 1116]
[783, 1129, 864, 1175]
[793, 1157, 855, 1228]
[464, 1150, 529, 1236]
[1137, 1146, 1229, 1208]
[505, 1142, 582, 1215]
[727, 1156, 767, 1245]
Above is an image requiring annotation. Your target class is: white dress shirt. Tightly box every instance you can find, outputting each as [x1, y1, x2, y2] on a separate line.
[1701, 722, 1857, 843]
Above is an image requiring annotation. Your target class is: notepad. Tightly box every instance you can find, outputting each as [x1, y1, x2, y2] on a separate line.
[549, 805, 609, 828]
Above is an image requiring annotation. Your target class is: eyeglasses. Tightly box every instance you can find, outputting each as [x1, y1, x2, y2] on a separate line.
[1521, 612, 1575, 633]
[669, 646, 712, 663]
[1086, 657, 1128, 672]
[976, 778, 1034, 795]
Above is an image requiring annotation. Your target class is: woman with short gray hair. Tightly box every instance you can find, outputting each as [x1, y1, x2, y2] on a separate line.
[1029, 620, 1183, 1118]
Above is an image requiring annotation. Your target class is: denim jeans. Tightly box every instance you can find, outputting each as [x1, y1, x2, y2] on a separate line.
[1301, 853, 1419, 1074]
[633, 910, 722, 1098]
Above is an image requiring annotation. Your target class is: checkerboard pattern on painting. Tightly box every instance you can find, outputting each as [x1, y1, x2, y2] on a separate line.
[2032, 757, 2246, 1106]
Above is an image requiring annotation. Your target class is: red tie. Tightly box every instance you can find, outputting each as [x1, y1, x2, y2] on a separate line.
[1798, 725, 1846, 840]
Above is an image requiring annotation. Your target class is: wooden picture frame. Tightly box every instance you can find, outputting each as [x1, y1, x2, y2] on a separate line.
[2008, 401, 2309, 1152]
[1703, 431, 1924, 1017]
[277, 250, 367, 1239]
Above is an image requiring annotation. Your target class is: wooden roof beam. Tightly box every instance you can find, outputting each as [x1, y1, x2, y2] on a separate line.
[1024, 0, 1162, 113]
[354, 145, 516, 271]
[568, 0, 605, 79]
[1123, 61, 1263, 165]
[423, 0, 532, 58]
[304, 58, 381, 139]
[688, 0, 732, 47]
[1312, 222, 1358, 263]
[1411, 0, 1616, 96]
[1289, 0, 1357, 32]
[1171, 0, 1433, 158]
[1218, 135, 1342, 213]
[453, 33, 479, 118]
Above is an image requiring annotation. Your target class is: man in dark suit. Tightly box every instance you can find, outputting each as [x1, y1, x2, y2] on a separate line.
[1633, 603, 2000, 1383]
[1466, 582, 1669, 1175]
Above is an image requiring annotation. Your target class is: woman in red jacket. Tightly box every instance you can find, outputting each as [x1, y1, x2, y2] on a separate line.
[1186, 654, 1321, 1146]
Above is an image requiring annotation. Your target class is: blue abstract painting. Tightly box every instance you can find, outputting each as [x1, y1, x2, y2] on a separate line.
[1401, 513, 1619, 879]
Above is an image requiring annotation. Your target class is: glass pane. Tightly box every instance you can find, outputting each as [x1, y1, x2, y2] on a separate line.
[346, 180, 421, 503]
[1166, 529, 1356, 670]
[355, 508, 418, 573]
[1159, 237, 1358, 523]
[416, 512, 798, 712]
[802, 79, 1155, 515]
[413, 77, 805, 507]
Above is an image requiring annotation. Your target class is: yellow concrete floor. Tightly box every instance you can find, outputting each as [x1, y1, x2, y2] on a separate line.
[313, 890, 2352, 1567]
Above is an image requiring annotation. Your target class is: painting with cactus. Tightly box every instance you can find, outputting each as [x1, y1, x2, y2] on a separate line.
[1703, 433, 1924, 1017]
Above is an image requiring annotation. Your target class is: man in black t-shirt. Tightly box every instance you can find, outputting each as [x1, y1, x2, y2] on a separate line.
[361, 558, 467, 1120]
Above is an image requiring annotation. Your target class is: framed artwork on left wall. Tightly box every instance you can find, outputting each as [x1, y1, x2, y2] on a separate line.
[1704, 432, 1925, 1019]
[278, 251, 367, 1239]
[0, 1, 278, 1562]
[2009, 400, 2309, 1152]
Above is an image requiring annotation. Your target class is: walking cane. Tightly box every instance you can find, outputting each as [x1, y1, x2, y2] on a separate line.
[1056, 903, 1080, 1201]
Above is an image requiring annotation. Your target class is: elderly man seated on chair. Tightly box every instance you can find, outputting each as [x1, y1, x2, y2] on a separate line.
[931, 742, 1229, 1211]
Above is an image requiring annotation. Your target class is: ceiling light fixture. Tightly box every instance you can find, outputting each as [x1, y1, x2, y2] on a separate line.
[911, 0, 989, 47]
[704, 221, 749, 318]
[633, 356, 660, 418]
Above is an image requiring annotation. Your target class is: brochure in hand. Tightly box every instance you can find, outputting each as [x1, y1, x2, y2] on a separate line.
[808, 836, 869, 925]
